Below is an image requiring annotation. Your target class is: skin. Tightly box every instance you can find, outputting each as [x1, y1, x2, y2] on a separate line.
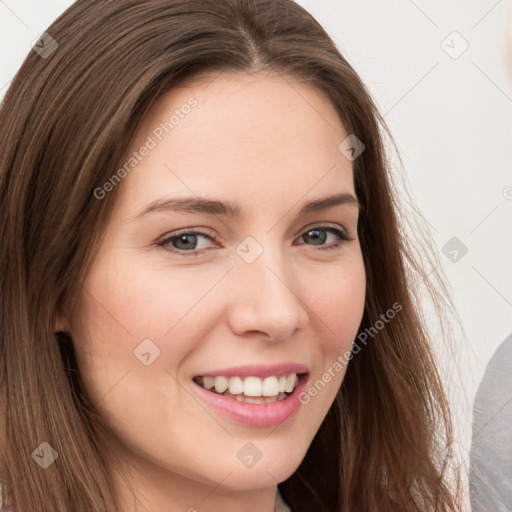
[57, 71, 366, 512]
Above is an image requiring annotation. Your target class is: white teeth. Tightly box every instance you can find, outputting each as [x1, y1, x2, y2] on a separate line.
[235, 393, 287, 404]
[203, 376, 215, 390]
[285, 373, 297, 393]
[243, 376, 262, 396]
[214, 376, 229, 394]
[262, 376, 279, 396]
[200, 373, 300, 397]
[228, 376, 244, 395]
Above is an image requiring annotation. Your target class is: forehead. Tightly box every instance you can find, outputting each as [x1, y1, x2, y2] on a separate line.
[114, 71, 355, 214]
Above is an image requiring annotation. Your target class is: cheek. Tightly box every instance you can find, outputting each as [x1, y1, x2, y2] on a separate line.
[290, 258, 365, 450]
[79, 250, 227, 338]
[72, 255, 231, 384]
[310, 258, 366, 355]
[70, 259, 218, 435]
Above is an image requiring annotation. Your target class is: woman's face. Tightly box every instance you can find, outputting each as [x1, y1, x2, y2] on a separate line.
[65, 71, 365, 506]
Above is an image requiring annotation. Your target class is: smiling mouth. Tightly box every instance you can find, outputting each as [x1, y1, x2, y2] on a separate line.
[193, 373, 308, 404]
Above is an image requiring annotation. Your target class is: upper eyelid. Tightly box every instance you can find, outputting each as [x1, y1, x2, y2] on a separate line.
[160, 222, 350, 236]
[158, 222, 352, 245]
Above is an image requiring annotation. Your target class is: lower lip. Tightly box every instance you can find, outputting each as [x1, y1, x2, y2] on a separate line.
[192, 374, 309, 427]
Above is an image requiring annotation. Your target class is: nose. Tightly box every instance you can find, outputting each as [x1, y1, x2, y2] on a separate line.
[226, 244, 310, 342]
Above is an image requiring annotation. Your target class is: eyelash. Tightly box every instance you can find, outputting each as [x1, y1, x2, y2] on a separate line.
[156, 224, 353, 256]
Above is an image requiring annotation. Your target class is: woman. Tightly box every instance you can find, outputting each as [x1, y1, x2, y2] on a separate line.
[0, 0, 463, 511]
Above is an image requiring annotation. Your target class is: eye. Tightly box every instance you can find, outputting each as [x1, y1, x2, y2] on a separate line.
[157, 229, 217, 255]
[295, 224, 353, 251]
[156, 224, 353, 256]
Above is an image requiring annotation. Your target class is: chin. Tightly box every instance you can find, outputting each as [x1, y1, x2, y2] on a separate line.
[219, 447, 306, 490]
[216, 466, 294, 491]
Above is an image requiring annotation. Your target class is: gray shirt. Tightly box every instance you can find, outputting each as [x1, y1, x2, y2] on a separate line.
[469, 332, 512, 511]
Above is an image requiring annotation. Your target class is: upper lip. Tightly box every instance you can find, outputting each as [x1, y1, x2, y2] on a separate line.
[194, 363, 309, 379]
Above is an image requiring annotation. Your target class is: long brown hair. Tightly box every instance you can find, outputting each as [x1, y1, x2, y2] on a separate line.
[0, 0, 462, 510]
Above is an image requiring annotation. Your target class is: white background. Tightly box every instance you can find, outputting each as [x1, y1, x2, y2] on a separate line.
[1, 1, 511, 507]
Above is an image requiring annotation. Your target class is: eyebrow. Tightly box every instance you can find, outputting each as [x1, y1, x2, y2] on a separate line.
[134, 192, 360, 220]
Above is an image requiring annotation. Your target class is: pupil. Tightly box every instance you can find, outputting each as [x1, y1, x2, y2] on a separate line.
[174, 234, 197, 250]
[305, 229, 325, 245]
